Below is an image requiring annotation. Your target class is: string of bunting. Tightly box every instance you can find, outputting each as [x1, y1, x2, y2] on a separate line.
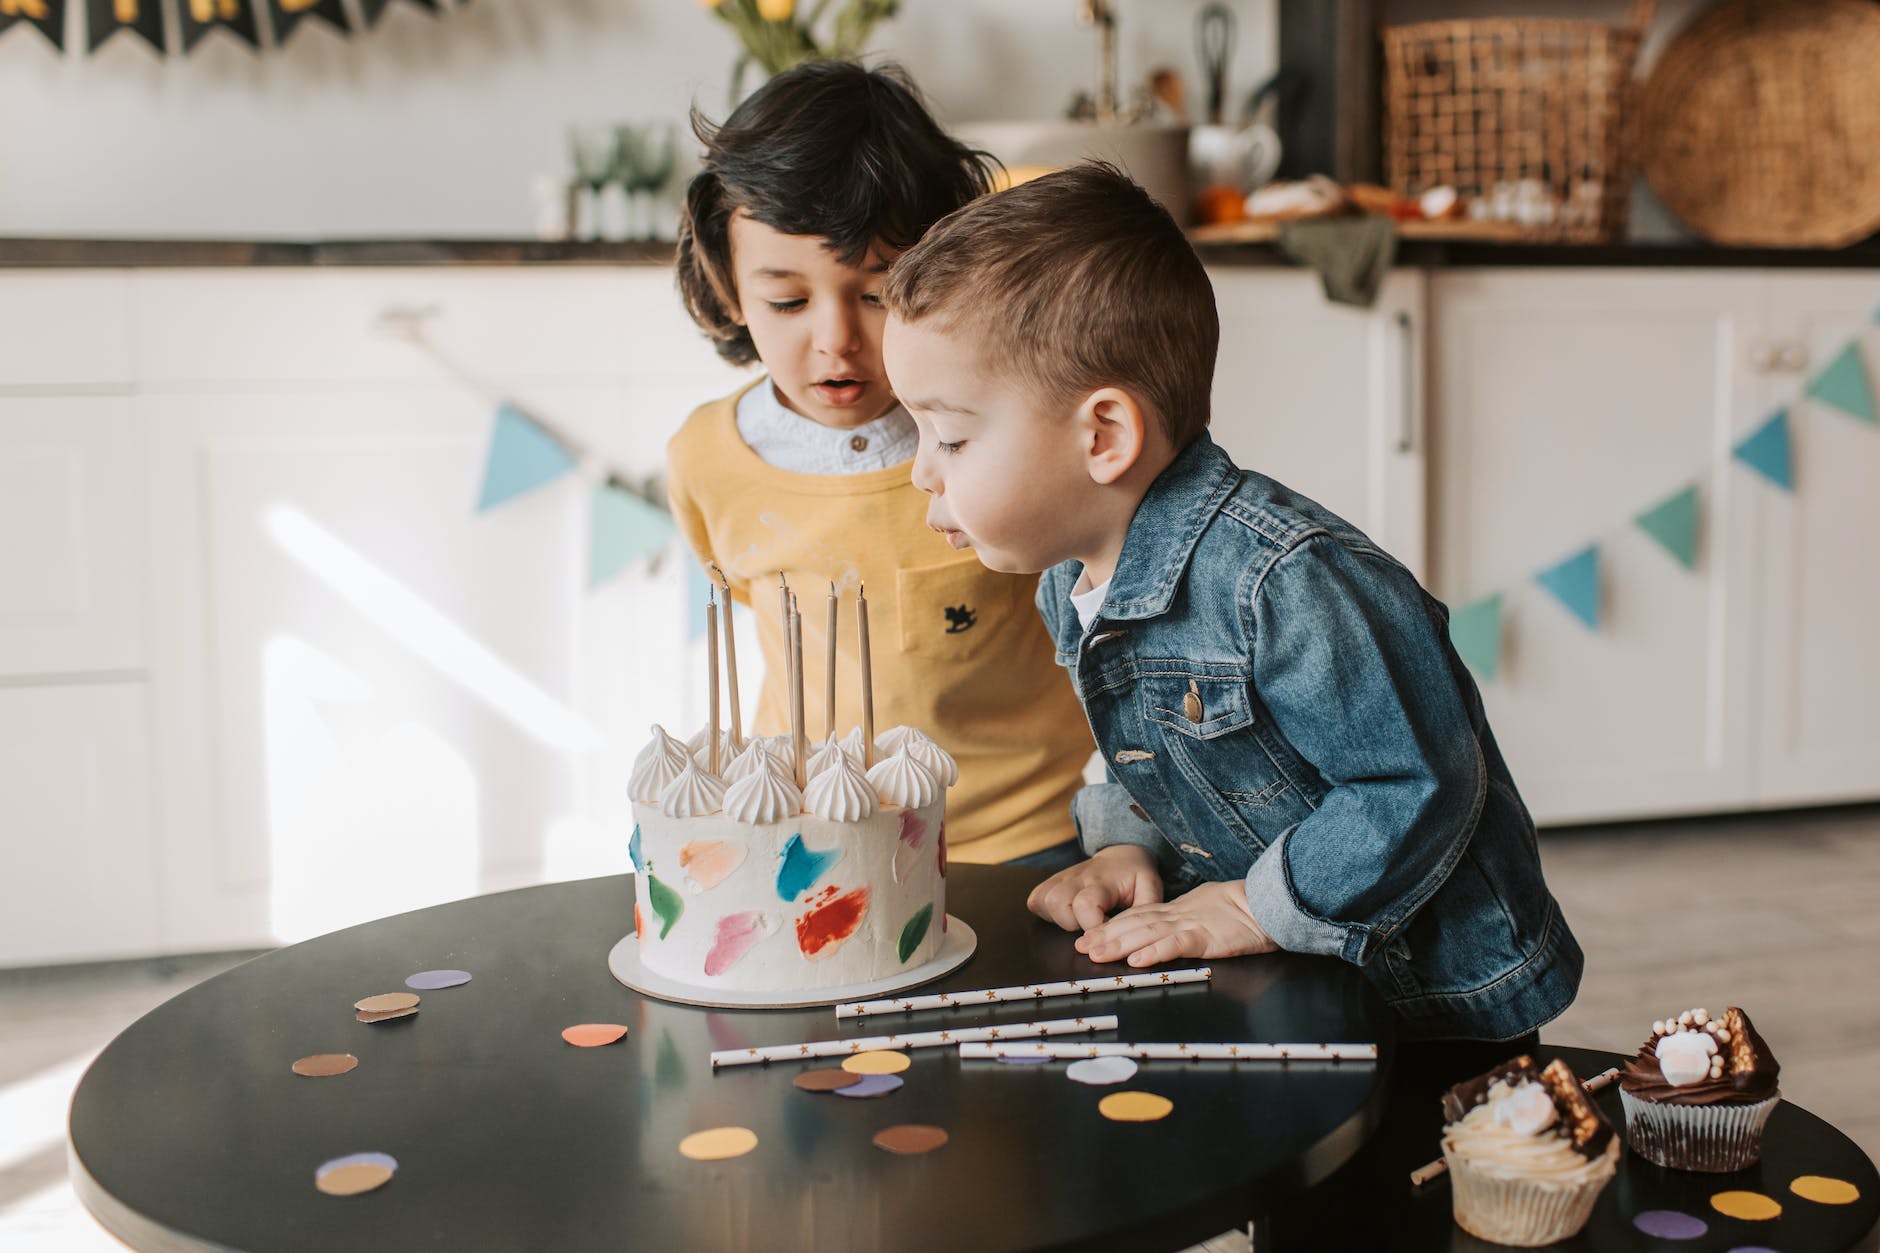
[1448, 308, 1879, 681]
[5, 0, 456, 55]
[375, 314, 679, 590]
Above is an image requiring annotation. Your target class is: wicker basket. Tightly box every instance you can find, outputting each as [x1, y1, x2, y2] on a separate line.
[1635, 0, 1880, 248]
[1382, 1, 1654, 242]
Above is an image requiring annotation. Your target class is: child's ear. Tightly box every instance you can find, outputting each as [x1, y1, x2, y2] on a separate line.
[1078, 387, 1148, 486]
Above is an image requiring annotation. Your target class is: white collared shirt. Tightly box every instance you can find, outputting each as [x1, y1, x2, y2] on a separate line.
[1071, 575, 1112, 631]
[735, 378, 918, 475]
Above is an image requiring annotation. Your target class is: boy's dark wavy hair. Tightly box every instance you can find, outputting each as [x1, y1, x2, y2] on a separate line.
[676, 60, 996, 367]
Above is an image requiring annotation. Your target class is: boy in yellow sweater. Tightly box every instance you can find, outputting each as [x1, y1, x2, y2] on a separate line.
[668, 61, 1092, 865]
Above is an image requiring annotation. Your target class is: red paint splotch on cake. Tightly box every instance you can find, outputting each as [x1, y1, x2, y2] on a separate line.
[795, 885, 870, 958]
[634, 903, 645, 939]
[892, 810, 928, 884]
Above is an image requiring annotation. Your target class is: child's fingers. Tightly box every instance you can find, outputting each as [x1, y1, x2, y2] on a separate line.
[1125, 932, 1195, 968]
[1070, 885, 1114, 933]
[1078, 907, 1170, 963]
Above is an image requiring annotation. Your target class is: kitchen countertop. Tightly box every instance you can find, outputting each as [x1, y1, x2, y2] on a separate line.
[3, 237, 1879, 269]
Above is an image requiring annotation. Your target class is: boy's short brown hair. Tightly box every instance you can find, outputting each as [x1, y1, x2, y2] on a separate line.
[882, 163, 1218, 448]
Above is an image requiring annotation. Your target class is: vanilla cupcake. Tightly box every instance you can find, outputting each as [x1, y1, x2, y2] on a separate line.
[1440, 1056, 1619, 1247]
[1618, 1006, 1779, 1172]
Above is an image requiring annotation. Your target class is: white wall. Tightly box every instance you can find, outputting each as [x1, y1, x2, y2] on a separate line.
[0, 0, 1277, 238]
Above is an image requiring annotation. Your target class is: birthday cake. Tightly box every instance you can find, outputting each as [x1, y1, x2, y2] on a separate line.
[626, 723, 954, 995]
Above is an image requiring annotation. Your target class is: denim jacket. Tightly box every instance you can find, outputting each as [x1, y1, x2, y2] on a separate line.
[1040, 435, 1581, 1042]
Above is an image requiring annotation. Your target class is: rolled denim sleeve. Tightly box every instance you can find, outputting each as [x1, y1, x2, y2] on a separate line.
[1240, 537, 1486, 968]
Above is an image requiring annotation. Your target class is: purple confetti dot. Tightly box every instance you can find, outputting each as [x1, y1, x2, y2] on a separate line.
[1633, 1210, 1708, 1240]
[405, 969, 471, 990]
[319, 1152, 398, 1174]
[996, 1054, 1052, 1066]
[834, 1073, 905, 1098]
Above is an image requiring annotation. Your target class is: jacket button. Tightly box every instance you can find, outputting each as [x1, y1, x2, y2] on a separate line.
[1128, 803, 1150, 823]
[1183, 691, 1203, 722]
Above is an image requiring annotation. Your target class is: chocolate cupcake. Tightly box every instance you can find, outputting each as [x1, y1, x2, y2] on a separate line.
[1618, 1005, 1779, 1172]
[1440, 1056, 1620, 1247]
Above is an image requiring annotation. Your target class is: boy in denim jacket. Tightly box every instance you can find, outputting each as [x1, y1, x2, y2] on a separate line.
[881, 164, 1580, 1043]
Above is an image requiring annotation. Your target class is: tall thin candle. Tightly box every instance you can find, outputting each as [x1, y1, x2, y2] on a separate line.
[825, 582, 838, 744]
[857, 582, 875, 768]
[705, 588, 720, 775]
[711, 563, 741, 751]
[789, 595, 807, 790]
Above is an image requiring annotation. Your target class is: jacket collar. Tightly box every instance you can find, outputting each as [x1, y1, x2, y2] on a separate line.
[1051, 435, 1238, 652]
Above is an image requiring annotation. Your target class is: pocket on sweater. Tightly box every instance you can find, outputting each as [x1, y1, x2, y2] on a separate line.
[896, 558, 1021, 664]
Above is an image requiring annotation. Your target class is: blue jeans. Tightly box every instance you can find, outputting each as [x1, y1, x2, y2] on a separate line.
[1005, 839, 1083, 873]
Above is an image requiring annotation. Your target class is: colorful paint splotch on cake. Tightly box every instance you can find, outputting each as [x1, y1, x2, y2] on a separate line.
[628, 723, 951, 994]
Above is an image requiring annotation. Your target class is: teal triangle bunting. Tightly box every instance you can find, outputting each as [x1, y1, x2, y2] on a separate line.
[1732, 410, 1794, 491]
[1535, 546, 1601, 630]
[1447, 594, 1503, 681]
[1634, 485, 1701, 571]
[1805, 342, 1877, 425]
[477, 402, 577, 512]
[588, 482, 675, 587]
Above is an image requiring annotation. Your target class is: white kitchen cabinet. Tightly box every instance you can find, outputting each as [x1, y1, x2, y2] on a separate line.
[1429, 269, 1880, 826]
[0, 395, 147, 679]
[1207, 269, 1428, 580]
[1750, 276, 1880, 809]
[0, 682, 159, 965]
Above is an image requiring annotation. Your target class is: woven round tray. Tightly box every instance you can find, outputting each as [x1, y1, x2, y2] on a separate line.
[1636, 0, 1880, 248]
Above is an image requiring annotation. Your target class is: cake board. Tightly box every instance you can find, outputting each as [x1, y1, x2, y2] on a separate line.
[608, 917, 977, 1010]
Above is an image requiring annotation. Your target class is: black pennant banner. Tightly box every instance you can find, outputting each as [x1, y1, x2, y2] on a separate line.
[359, 0, 440, 27]
[178, 0, 259, 51]
[85, 0, 164, 52]
[0, 0, 69, 49]
[263, 0, 347, 44]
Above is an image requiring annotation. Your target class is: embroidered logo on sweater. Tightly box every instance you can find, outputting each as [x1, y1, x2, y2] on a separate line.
[944, 604, 978, 634]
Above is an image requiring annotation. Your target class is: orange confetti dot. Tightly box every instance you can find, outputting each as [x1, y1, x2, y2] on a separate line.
[1098, 1091, 1174, 1122]
[679, 1126, 758, 1160]
[354, 992, 419, 1014]
[292, 1053, 358, 1077]
[841, 1050, 910, 1075]
[561, 1023, 628, 1047]
[1710, 1190, 1781, 1221]
[315, 1163, 393, 1196]
[1792, 1175, 1861, 1205]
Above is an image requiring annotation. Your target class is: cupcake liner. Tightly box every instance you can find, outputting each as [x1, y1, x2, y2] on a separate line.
[1620, 1089, 1779, 1172]
[1444, 1138, 1619, 1247]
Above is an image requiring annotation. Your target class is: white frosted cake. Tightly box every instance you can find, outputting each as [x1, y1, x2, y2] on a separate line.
[626, 723, 955, 995]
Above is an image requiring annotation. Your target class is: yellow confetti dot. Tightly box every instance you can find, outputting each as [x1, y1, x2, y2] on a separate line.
[315, 1163, 393, 1196]
[1098, 1091, 1174, 1122]
[678, 1127, 758, 1161]
[1710, 1190, 1782, 1221]
[1791, 1175, 1861, 1205]
[841, 1050, 911, 1075]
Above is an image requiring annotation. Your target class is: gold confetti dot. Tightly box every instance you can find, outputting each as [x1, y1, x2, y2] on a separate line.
[315, 1163, 393, 1196]
[1710, 1190, 1782, 1221]
[679, 1127, 758, 1161]
[292, 1053, 358, 1077]
[842, 1050, 910, 1075]
[354, 992, 419, 1014]
[1098, 1091, 1174, 1122]
[1791, 1175, 1861, 1205]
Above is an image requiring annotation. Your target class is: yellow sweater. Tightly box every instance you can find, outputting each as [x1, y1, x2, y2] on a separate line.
[665, 384, 1092, 862]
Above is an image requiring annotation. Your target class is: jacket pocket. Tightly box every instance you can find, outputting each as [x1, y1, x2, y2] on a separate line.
[896, 558, 1021, 664]
[1137, 671, 1299, 866]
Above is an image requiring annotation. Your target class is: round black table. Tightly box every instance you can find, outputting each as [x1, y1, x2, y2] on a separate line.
[1389, 1045, 1880, 1252]
[69, 866, 1396, 1253]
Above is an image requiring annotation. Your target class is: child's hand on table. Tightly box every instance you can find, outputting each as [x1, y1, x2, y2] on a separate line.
[1026, 844, 1165, 932]
[1075, 881, 1279, 967]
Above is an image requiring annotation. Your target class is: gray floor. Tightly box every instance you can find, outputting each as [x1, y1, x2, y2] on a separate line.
[3, 805, 1876, 1249]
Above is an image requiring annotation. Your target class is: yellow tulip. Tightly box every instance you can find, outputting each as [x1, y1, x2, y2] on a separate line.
[755, 0, 794, 20]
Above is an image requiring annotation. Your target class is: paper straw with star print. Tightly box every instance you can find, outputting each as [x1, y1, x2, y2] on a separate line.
[708, 1014, 1119, 1069]
[834, 968, 1213, 1019]
[958, 1041, 1378, 1061]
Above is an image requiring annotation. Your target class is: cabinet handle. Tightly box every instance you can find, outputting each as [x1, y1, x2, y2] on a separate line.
[1395, 310, 1415, 454]
[1779, 341, 1810, 373]
[1747, 341, 1776, 373]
